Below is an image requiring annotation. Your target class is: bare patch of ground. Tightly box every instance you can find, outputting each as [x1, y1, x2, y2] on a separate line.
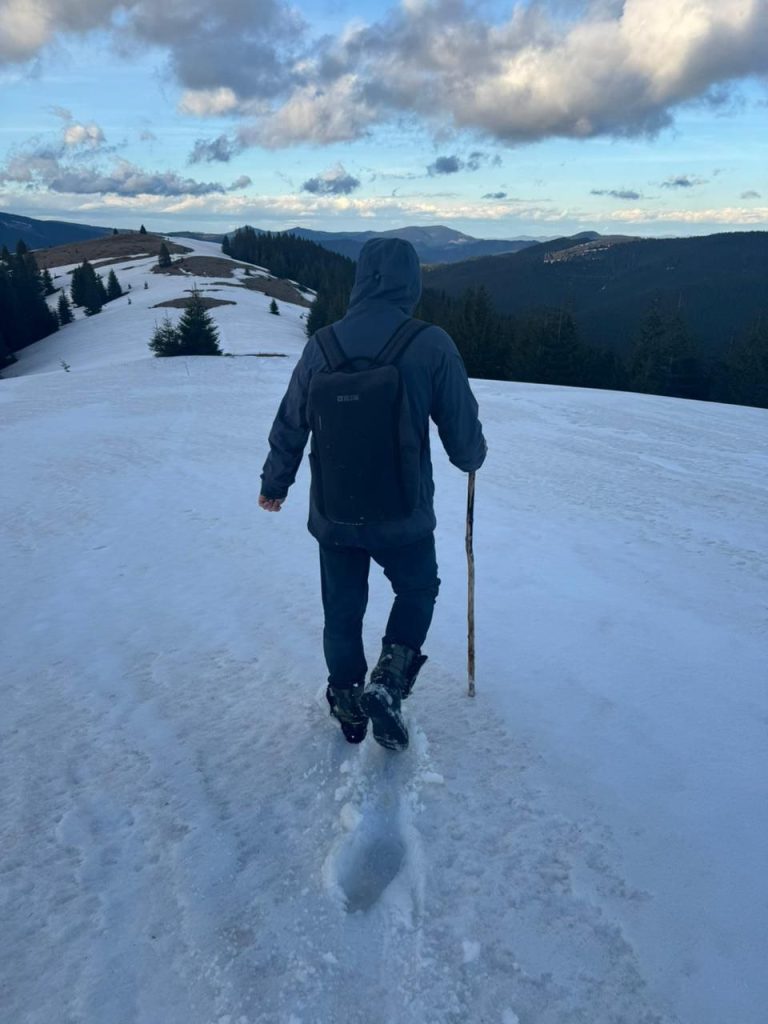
[151, 256, 250, 278]
[154, 257, 312, 307]
[152, 297, 237, 310]
[240, 275, 312, 308]
[89, 255, 151, 270]
[35, 233, 191, 270]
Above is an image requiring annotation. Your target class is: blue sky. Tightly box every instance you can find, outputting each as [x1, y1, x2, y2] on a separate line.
[1, 0, 766, 238]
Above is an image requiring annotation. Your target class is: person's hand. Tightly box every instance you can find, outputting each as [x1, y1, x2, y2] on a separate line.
[259, 495, 284, 512]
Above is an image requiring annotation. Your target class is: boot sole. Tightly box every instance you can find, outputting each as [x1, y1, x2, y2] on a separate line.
[360, 688, 408, 751]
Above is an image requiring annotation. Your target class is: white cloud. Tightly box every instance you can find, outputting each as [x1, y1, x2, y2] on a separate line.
[228, 0, 768, 148]
[0, 146, 250, 198]
[0, 183, 565, 225]
[5, 1, 766, 150]
[238, 76, 378, 148]
[302, 163, 361, 195]
[0, 0, 123, 63]
[178, 88, 240, 117]
[661, 174, 707, 189]
[189, 134, 242, 164]
[0, 0, 58, 62]
[606, 205, 768, 224]
[0, 109, 251, 198]
[3, 183, 765, 235]
[63, 122, 105, 148]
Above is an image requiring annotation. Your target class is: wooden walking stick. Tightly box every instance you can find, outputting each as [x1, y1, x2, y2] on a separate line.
[465, 471, 476, 698]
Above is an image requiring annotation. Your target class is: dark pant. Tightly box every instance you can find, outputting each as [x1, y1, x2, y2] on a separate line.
[319, 535, 440, 687]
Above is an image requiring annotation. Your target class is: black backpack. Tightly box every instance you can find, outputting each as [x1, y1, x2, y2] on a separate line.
[307, 318, 430, 525]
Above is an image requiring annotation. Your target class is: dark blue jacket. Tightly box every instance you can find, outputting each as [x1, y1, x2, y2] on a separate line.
[261, 237, 486, 547]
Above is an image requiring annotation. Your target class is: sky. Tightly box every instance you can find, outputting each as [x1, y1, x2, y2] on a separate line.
[1, 0, 767, 239]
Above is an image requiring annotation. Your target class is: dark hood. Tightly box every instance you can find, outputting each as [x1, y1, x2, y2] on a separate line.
[347, 237, 422, 314]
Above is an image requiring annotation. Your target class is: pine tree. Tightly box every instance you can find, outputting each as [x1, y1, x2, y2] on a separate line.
[175, 290, 222, 355]
[0, 263, 18, 360]
[71, 260, 108, 315]
[57, 291, 73, 325]
[629, 299, 700, 398]
[0, 326, 13, 368]
[9, 248, 58, 347]
[449, 285, 513, 380]
[727, 314, 768, 409]
[148, 316, 181, 357]
[306, 293, 329, 336]
[70, 260, 106, 313]
[112, 228, 118, 235]
[70, 265, 84, 306]
[0, 249, 58, 353]
[106, 269, 122, 301]
[515, 309, 584, 387]
[269, 298, 280, 315]
[42, 269, 56, 295]
[222, 235, 231, 256]
[157, 242, 171, 269]
[140, 224, 147, 235]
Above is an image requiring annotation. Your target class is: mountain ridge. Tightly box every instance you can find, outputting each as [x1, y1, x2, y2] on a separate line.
[423, 230, 768, 356]
[1, 211, 552, 264]
[0, 210, 115, 250]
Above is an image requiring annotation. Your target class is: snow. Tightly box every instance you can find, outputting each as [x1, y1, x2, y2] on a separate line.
[2, 237, 767, 1024]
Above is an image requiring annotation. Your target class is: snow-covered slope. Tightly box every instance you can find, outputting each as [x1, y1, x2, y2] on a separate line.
[2, 240, 766, 1024]
[7, 237, 309, 376]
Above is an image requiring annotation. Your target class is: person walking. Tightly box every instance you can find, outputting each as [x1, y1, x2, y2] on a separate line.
[259, 237, 486, 751]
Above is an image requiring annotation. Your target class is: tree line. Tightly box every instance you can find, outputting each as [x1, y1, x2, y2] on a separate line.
[416, 285, 767, 410]
[1, 241, 126, 370]
[0, 242, 60, 366]
[223, 227, 355, 330]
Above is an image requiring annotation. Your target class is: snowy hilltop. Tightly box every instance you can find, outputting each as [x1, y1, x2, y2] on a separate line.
[2, 237, 767, 1024]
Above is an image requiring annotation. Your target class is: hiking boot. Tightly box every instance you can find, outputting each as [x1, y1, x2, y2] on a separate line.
[326, 682, 368, 744]
[360, 643, 428, 752]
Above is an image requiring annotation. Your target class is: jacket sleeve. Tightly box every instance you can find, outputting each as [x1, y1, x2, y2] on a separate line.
[260, 346, 313, 499]
[430, 343, 487, 473]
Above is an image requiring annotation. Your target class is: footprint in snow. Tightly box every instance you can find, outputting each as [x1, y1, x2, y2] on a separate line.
[336, 808, 406, 912]
[325, 759, 408, 913]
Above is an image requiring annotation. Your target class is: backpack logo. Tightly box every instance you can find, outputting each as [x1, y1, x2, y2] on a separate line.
[337, 394, 360, 402]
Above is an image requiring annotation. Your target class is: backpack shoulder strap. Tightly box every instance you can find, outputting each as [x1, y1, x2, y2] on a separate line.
[375, 318, 431, 366]
[314, 325, 348, 371]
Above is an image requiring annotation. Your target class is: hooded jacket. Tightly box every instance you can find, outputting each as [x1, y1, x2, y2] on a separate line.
[260, 237, 486, 548]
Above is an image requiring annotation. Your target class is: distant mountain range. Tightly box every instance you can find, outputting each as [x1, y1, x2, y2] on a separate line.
[0, 211, 114, 250]
[172, 224, 563, 264]
[3, 210, 567, 265]
[423, 231, 768, 357]
[268, 225, 548, 263]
